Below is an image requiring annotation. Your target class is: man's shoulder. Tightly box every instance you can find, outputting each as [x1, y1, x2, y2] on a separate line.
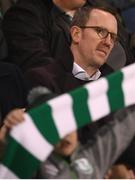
[26, 63, 59, 77]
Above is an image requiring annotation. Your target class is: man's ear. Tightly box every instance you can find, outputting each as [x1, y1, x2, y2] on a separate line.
[70, 26, 82, 43]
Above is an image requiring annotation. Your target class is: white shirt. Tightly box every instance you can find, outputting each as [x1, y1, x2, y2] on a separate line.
[65, 11, 73, 21]
[72, 63, 101, 81]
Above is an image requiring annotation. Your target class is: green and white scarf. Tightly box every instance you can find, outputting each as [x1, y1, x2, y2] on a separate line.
[0, 63, 135, 178]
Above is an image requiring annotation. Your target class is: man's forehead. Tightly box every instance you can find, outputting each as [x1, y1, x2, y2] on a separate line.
[89, 9, 115, 20]
[87, 9, 118, 32]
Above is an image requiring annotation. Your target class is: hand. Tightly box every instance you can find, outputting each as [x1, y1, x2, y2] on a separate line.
[104, 164, 135, 179]
[0, 108, 25, 141]
[3, 108, 25, 129]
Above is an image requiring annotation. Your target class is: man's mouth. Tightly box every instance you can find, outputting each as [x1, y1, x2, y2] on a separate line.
[97, 49, 107, 56]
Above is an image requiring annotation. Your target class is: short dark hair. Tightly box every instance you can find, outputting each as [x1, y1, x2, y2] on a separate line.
[71, 4, 120, 28]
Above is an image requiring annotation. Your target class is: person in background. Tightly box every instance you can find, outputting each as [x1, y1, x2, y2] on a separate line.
[2, 0, 87, 71]
[36, 105, 135, 179]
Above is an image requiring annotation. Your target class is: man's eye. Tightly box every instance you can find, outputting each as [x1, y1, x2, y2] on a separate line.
[95, 27, 104, 34]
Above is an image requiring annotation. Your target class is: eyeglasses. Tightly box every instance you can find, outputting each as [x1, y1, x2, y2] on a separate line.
[79, 26, 118, 44]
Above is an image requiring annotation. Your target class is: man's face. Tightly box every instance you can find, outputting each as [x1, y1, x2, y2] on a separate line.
[71, 9, 118, 69]
[54, 131, 78, 156]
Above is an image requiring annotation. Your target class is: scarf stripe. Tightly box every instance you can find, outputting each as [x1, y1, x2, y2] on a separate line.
[48, 94, 77, 138]
[29, 104, 59, 144]
[0, 164, 18, 179]
[10, 114, 53, 161]
[2, 136, 40, 178]
[86, 78, 110, 121]
[122, 64, 135, 105]
[107, 71, 125, 111]
[70, 87, 92, 128]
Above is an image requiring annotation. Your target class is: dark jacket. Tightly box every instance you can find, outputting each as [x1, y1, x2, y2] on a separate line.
[2, 0, 71, 71]
[25, 49, 113, 94]
[0, 17, 8, 61]
[0, 62, 27, 124]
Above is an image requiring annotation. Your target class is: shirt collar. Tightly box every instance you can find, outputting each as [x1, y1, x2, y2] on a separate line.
[72, 62, 101, 81]
[65, 12, 73, 21]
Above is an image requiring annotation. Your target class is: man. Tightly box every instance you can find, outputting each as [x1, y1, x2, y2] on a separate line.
[25, 5, 117, 92]
[25, 5, 135, 176]
[25, 4, 117, 143]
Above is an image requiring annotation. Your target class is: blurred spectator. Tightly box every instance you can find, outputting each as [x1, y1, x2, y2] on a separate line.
[2, 0, 86, 71]
[1, 86, 135, 178]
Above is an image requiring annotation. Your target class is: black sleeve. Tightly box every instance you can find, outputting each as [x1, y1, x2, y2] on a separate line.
[0, 62, 28, 122]
[2, 0, 53, 71]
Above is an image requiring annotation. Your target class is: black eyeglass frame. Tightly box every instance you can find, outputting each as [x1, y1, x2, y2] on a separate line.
[79, 26, 118, 43]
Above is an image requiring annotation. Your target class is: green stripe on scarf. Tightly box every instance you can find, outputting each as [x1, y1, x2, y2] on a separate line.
[107, 71, 125, 111]
[29, 103, 60, 144]
[70, 87, 92, 128]
[2, 136, 40, 179]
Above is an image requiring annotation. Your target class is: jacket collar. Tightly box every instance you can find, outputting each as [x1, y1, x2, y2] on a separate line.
[51, 5, 71, 44]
